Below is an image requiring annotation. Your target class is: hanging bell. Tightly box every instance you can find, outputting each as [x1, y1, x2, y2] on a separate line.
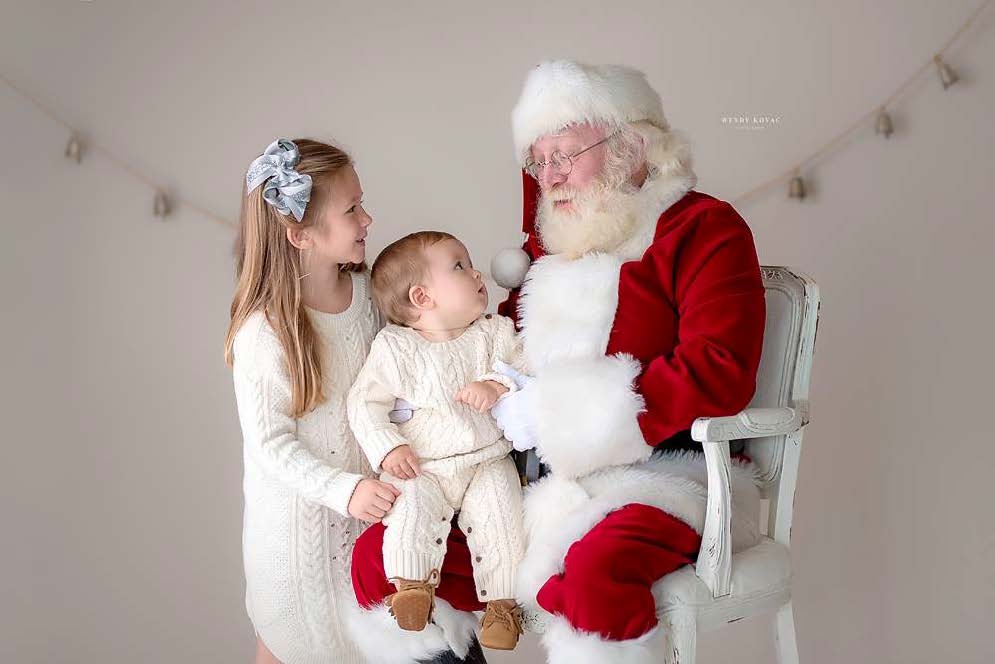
[788, 175, 806, 200]
[875, 109, 894, 139]
[153, 190, 171, 218]
[64, 133, 83, 163]
[934, 55, 959, 90]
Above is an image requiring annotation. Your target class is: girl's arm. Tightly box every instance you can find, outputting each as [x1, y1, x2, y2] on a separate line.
[232, 319, 362, 516]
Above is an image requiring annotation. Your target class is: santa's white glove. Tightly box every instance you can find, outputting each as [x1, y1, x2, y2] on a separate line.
[490, 361, 539, 452]
[388, 398, 416, 424]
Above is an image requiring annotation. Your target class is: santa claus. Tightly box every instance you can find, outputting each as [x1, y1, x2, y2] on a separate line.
[349, 60, 767, 664]
[487, 59, 768, 663]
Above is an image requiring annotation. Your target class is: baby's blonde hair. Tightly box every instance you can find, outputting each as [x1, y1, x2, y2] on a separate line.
[371, 230, 458, 325]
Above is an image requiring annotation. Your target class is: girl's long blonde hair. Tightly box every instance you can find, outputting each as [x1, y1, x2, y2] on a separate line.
[224, 138, 364, 417]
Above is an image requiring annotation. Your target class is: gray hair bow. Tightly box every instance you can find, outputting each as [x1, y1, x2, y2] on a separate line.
[246, 139, 312, 222]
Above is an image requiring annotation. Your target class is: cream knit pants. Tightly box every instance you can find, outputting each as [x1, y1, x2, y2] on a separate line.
[381, 455, 524, 601]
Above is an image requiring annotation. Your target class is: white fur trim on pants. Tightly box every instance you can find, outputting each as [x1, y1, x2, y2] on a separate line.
[516, 452, 762, 613]
[540, 615, 665, 664]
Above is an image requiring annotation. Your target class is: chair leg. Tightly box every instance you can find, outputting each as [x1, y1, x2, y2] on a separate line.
[661, 610, 697, 664]
[774, 601, 799, 664]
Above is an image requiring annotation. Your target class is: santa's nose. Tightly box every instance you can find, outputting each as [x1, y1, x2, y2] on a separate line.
[539, 167, 567, 191]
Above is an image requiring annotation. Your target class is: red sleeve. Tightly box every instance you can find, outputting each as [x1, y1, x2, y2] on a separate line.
[634, 205, 766, 444]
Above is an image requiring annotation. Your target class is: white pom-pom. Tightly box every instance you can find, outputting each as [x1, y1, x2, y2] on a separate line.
[490, 247, 532, 289]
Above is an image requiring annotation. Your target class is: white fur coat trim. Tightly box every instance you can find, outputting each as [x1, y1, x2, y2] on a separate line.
[517, 252, 651, 478]
[343, 597, 477, 663]
[518, 252, 623, 370]
[515, 452, 762, 614]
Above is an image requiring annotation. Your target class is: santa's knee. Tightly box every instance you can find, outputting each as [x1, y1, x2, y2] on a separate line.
[537, 570, 658, 641]
[563, 536, 616, 577]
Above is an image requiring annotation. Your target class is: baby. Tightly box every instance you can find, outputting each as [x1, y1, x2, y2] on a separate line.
[346, 230, 526, 651]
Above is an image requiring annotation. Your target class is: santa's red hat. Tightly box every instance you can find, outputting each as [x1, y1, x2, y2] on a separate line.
[511, 60, 670, 166]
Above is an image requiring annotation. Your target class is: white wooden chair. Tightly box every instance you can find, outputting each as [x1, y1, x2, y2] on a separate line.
[655, 265, 820, 663]
[517, 265, 820, 664]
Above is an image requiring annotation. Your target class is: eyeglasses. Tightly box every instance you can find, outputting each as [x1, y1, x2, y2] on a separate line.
[524, 131, 619, 181]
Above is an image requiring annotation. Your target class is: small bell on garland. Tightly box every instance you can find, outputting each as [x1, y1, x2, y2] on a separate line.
[875, 109, 894, 139]
[64, 133, 84, 163]
[788, 173, 807, 200]
[934, 55, 959, 90]
[153, 190, 171, 218]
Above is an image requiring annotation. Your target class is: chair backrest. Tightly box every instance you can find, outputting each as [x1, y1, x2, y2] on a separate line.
[745, 266, 820, 542]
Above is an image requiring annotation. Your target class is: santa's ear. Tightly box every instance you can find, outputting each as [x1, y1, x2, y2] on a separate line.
[408, 285, 433, 311]
[627, 123, 648, 163]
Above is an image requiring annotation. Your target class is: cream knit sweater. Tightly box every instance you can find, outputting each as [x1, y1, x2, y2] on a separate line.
[346, 314, 521, 476]
[231, 271, 382, 664]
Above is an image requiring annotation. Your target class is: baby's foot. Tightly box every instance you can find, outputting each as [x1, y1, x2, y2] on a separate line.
[387, 570, 439, 631]
[479, 600, 523, 650]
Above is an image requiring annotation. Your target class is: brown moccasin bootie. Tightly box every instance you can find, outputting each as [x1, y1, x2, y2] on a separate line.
[387, 569, 440, 632]
[478, 601, 523, 650]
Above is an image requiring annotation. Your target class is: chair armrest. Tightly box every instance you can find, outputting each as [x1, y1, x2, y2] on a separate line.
[690, 401, 810, 443]
[691, 401, 809, 598]
[694, 440, 733, 598]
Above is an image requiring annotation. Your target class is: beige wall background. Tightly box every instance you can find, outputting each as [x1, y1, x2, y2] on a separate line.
[2, 1, 993, 662]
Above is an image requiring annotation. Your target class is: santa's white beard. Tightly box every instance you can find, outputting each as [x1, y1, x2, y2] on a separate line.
[536, 181, 642, 258]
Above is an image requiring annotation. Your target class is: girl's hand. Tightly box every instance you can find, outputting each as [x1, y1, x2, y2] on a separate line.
[455, 380, 509, 413]
[382, 444, 421, 479]
[348, 479, 401, 523]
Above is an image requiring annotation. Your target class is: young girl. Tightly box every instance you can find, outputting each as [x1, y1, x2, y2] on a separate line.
[225, 138, 398, 663]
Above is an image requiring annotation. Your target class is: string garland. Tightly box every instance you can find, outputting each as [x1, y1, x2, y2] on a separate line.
[1, 0, 990, 228]
[731, 0, 991, 205]
[0, 70, 235, 229]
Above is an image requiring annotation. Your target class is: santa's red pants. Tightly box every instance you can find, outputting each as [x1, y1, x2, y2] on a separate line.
[352, 503, 700, 641]
[352, 520, 486, 612]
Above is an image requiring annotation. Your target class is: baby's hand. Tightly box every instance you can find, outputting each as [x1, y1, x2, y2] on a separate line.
[455, 380, 509, 413]
[382, 444, 421, 479]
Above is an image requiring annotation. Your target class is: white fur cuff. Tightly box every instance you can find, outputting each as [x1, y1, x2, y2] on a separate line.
[534, 354, 651, 478]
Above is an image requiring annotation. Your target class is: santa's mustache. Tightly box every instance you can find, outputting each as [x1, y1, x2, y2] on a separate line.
[543, 182, 612, 208]
[546, 186, 582, 203]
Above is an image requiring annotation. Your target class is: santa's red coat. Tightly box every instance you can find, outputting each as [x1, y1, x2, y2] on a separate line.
[499, 171, 766, 449]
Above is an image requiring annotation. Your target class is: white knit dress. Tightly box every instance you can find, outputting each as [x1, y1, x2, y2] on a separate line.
[231, 271, 382, 664]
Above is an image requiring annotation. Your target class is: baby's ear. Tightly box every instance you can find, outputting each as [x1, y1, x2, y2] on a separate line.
[408, 285, 433, 310]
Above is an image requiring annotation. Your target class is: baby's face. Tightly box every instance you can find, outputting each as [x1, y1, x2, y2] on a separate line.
[421, 238, 488, 325]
